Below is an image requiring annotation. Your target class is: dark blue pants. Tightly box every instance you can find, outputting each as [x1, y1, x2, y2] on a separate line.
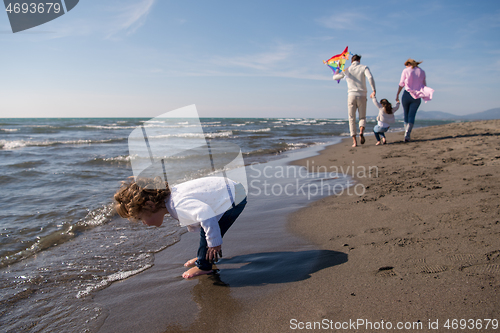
[373, 125, 389, 142]
[402, 90, 421, 124]
[196, 197, 247, 271]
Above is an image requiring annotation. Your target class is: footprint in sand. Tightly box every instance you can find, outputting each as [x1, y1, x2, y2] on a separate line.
[419, 265, 448, 274]
[446, 253, 484, 265]
[365, 227, 392, 235]
[375, 266, 400, 278]
[461, 264, 500, 274]
[457, 250, 500, 274]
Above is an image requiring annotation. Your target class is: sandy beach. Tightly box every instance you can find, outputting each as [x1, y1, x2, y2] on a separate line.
[95, 120, 499, 332]
[233, 120, 500, 332]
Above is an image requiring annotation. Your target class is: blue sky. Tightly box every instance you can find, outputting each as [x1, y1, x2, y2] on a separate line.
[0, 0, 499, 118]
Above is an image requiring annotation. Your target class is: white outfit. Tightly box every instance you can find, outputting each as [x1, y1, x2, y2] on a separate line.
[165, 177, 236, 247]
[334, 61, 376, 97]
[333, 61, 376, 136]
[372, 98, 400, 128]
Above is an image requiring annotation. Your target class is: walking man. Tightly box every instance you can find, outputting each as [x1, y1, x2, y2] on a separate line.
[333, 54, 376, 147]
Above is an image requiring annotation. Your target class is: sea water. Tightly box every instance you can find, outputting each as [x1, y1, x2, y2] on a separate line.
[0, 117, 455, 332]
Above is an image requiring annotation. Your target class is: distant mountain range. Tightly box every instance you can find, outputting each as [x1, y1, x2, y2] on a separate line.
[395, 107, 500, 120]
[368, 107, 500, 120]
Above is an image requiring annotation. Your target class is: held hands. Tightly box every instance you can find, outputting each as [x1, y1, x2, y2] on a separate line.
[206, 245, 223, 263]
[370, 91, 376, 98]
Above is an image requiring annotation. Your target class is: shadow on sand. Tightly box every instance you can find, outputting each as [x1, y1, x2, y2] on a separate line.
[210, 249, 347, 287]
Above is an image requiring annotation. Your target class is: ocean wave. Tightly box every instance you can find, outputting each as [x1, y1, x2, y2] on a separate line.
[200, 124, 224, 127]
[86, 155, 132, 165]
[84, 125, 138, 130]
[7, 160, 46, 169]
[85, 150, 237, 167]
[243, 141, 313, 158]
[0, 140, 27, 149]
[76, 263, 153, 299]
[0, 138, 125, 150]
[24, 124, 59, 128]
[286, 142, 309, 148]
[1, 128, 19, 132]
[0, 174, 16, 184]
[0, 204, 115, 269]
[144, 131, 233, 139]
[238, 128, 271, 133]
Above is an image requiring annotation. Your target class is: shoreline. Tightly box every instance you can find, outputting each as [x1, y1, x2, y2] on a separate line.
[94, 120, 500, 332]
[93, 142, 348, 333]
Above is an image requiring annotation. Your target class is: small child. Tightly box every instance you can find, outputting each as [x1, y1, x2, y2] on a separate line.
[114, 176, 247, 279]
[372, 97, 400, 145]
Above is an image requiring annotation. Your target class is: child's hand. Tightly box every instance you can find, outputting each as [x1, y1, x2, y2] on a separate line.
[207, 245, 222, 263]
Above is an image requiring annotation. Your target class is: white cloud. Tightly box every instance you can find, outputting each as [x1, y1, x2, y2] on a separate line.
[211, 44, 294, 71]
[316, 12, 369, 30]
[19, 0, 157, 39]
[106, 0, 156, 38]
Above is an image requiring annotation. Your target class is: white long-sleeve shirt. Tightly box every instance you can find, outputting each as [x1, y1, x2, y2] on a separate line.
[165, 177, 237, 247]
[372, 97, 400, 128]
[333, 61, 376, 97]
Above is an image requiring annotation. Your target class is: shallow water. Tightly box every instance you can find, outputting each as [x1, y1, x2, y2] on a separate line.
[0, 117, 456, 332]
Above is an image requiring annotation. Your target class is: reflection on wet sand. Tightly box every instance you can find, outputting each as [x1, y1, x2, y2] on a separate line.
[164, 250, 347, 332]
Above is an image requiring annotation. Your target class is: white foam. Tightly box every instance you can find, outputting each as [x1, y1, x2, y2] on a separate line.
[240, 128, 271, 133]
[101, 155, 131, 162]
[0, 140, 27, 149]
[0, 139, 118, 150]
[76, 264, 153, 299]
[145, 131, 233, 139]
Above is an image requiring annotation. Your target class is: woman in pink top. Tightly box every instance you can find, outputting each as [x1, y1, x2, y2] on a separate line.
[396, 59, 434, 142]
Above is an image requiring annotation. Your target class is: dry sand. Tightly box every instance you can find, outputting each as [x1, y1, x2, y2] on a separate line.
[227, 120, 500, 332]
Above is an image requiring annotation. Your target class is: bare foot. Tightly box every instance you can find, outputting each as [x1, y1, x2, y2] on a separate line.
[352, 137, 357, 147]
[182, 267, 213, 279]
[376, 141, 381, 146]
[184, 257, 198, 267]
[360, 133, 365, 144]
[382, 137, 386, 144]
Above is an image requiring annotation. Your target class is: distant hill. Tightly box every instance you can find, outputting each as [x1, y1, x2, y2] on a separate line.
[387, 107, 500, 120]
[461, 108, 500, 120]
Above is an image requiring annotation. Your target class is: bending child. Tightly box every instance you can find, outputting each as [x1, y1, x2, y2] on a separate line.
[371, 96, 400, 145]
[114, 176, 247, 279]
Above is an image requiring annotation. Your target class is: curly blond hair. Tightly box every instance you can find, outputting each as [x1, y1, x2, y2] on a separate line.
[114, 177, 171, 220]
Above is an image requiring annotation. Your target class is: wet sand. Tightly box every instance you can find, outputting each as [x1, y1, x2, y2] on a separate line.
[94, 145, 349, 333]
[95, 120, 500, 332]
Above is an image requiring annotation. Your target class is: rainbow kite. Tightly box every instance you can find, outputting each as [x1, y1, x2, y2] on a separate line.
[323, 46, 351, 83]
